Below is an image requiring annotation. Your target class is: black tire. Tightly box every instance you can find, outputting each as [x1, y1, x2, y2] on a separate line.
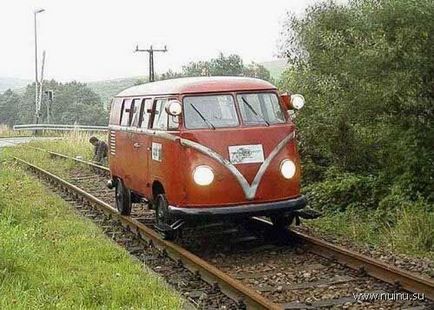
[155, 194, 170, 225]
[115, 179, 131, 215]
[270, 214, 293, 228]
[155, 194, 175, 240]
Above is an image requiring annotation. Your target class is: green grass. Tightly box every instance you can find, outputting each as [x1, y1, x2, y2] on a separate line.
[0, 125, 33, 138]
[27, 131, 101, 161]
[3, 143, 84, 180]
[0, 159, 182, 309]
[303, 169, 433, 260]
[306, 204, 434, 260]
[2, 131, 106, 165]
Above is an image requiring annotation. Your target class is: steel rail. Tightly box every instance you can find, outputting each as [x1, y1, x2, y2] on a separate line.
[294, 230, 434, 300]
[46, 150, 109, 172]
[14, 157, 279, 310]
[9, 142, 110, 173]
[251, 218, 434, 301]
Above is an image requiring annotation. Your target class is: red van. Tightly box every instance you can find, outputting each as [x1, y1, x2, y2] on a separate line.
[107, 77, 313, 238]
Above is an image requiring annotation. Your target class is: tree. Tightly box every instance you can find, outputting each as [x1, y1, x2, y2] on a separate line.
[243, 62, 272, 81]
[160, 53, 273, 81]
[209, 53, 244, 76]
[0, 80, 108, 126]
[0, 89, 21, 126]
[279, 0, 434, 202]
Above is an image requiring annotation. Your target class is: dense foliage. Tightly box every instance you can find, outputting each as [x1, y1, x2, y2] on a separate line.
[0, 81, 108, 126]
[160, 53, 272, 82]
[279, 0, 433, 252]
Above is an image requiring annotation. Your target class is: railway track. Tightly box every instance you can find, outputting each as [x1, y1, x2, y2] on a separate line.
[12, 149, 434, 309]
[14, 157, 277, 309]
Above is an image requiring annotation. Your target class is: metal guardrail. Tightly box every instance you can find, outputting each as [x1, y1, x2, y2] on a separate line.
[13, 124, 108, 132]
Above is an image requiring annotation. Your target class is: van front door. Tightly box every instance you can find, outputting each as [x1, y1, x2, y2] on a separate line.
[130, 98, 153, 196]
[149, 98, 168, 183]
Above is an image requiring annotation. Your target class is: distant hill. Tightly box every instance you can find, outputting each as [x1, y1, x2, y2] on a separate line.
[260, 59, 288, 80]
[86, 59, 288, 104]
[1, 59, 288, 104]
[0, 77, 31, 93]
[87, 76, 145, 106]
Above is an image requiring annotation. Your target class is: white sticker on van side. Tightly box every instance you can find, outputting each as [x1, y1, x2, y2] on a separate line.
[152, 143, 162, 162]
[229, 144, 264, 164]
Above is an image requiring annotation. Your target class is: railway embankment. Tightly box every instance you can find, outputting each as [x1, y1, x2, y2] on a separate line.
[0, 157, 183, 309]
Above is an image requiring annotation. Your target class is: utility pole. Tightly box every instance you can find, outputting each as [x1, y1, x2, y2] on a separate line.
[38, 51, 46, 119]
[134, 45, 167, 82]
[33, 8, 45, 125]
[44, 90, 53, 123]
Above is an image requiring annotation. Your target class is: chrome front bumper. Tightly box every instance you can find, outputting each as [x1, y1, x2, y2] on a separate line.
[168, 196, 307, 219]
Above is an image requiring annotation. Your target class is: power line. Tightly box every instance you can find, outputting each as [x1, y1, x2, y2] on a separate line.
[134, 45, 167, 82]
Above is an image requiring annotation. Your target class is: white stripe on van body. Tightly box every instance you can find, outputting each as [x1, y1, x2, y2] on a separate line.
[109, 125, 295, 200]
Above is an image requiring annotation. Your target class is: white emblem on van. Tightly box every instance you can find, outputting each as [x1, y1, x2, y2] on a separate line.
[152, 143, 162, 161]
[229, 144, 264, 164]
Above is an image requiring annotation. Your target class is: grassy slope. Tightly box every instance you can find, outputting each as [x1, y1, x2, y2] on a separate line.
[27, 131, 101, 162]
[0, 132, 103, 163]
[306, 202, 434, 260]
[0, 153, 182, 308]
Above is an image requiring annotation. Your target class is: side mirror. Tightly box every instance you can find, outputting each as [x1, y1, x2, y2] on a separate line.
[165, 100, 182, 116]
[280, 93, 305, 110]
[280, 93, 291, 110]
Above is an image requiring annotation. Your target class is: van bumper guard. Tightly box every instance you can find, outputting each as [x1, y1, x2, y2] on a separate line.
[168, 196, 308, 219]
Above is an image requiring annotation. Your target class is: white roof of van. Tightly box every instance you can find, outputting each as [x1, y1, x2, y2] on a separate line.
[116, 76, 276, 97]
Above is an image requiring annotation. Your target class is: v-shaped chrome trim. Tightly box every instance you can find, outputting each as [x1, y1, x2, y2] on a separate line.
[180, 132, 295, 200]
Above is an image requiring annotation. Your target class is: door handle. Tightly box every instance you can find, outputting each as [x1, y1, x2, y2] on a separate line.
[133, 142, 141, 149]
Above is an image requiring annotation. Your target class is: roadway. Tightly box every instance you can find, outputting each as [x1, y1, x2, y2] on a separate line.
[0, 136, 59, 148]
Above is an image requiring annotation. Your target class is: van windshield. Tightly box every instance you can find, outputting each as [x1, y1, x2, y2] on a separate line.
[184, 95, 239, 129]
[237, 93, 285, 125]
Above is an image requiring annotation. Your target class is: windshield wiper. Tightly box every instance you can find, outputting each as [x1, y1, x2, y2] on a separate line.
[241, 97, 269, 126]
[189, 102, 216, 129]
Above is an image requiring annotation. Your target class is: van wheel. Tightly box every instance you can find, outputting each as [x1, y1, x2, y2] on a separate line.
[270, 214, 293, 228]
[155, 194, 174, 240]
[115, 179, 131, 215]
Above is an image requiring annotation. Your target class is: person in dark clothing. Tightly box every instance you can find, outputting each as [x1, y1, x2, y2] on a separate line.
[89, 136, 108, 165]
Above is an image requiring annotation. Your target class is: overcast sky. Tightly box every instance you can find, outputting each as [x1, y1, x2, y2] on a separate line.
[0, 0, 317, 82]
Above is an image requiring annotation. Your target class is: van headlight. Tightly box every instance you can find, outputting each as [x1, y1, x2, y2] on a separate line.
[280, 159, 296, 179]
[193, 165, 214, 186]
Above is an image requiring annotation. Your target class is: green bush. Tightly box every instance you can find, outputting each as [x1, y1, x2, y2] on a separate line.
[304, 168, 378, 211]
[280, 0, 434, 199]
[280, 0, 434, 258]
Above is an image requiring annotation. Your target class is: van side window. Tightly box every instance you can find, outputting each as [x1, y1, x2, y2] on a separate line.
[152, 99, 168, 130]
[130, 98, 142, 127]
[140, 99, 153, 128]
[120, 99, 133, 126]
[152, 99, 179, 130]
[109, 98, 123, 125]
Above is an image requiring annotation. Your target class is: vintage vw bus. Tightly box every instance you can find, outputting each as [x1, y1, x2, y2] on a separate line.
[107, 77, 313, 238]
